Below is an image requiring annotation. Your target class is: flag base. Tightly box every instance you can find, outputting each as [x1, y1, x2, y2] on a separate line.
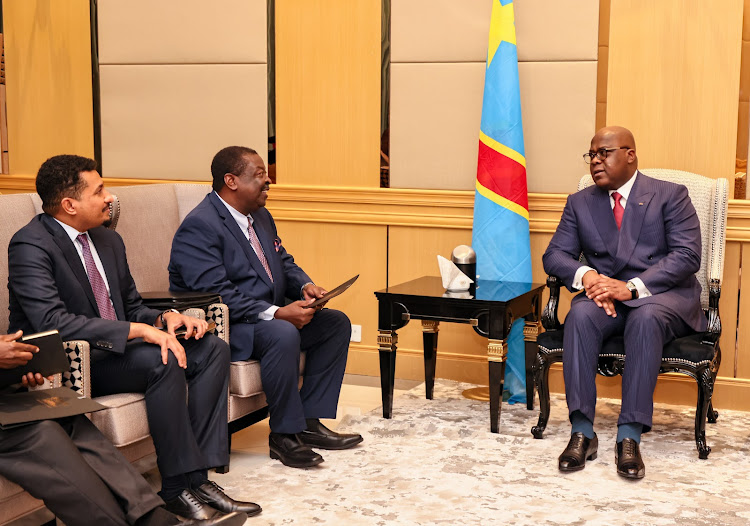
[462, 386, 490, 401]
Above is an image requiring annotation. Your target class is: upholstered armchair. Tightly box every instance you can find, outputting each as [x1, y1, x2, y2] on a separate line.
[531, 169, 728, 459]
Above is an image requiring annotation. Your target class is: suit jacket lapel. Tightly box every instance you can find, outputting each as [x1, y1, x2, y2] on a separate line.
[613, 172, 653, 275]
[41, 215, 100, 315]
[88, 228, 125, 320]
[585, 187, 619, 260]
[208, 193, 274, 288]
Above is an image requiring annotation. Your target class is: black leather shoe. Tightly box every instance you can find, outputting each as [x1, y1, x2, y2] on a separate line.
[558, 432, 598, 472]
[164, 490, 246, 524]
[193, 480, 262, 517]
[269, 432, 325, 468]
[298, 418, 364, 450]
[615, 438, 645, 479]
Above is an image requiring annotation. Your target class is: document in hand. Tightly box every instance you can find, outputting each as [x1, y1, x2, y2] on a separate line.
[302, 275, 359, 309]
[0, 387, 105, 429]
[0, 330, 69, 389]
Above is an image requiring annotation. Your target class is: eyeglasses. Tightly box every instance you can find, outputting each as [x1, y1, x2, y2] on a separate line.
[582, 146, 630, 164]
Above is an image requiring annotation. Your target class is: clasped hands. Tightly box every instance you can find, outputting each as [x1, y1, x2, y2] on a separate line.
[274, 284, 328, 329]
[582, 270, 631, 318]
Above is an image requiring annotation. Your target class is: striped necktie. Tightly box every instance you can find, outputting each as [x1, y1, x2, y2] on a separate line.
[247, 218, 273, 282]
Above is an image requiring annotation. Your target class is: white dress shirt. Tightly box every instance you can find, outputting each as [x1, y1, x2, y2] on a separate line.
[572, 172, 651, 298]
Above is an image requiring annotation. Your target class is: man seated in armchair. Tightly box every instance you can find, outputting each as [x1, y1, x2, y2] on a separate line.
[7, 155, 261, 520]
[542, 126, 705, 479]
[0, 331, 246, 526]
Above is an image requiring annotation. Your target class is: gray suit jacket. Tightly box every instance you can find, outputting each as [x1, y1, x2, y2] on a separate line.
[8, 214, 162, 355]
[168, 192, 311, 361]
[542, 171, 707, 333]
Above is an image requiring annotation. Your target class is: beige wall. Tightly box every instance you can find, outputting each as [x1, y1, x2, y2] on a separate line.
[97, 0, 268, 181]
[389, 0, 598, 193]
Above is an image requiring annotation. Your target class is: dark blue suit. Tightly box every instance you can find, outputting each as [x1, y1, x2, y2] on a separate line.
[168, 192, 351, 434]
[543, 172, 705, 430]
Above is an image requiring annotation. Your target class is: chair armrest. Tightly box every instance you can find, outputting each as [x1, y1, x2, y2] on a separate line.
[542, 275, 563, 331]
[62, 340, 91, 398]
[182, 303, 230, 345]
[703, 278, 722, 345]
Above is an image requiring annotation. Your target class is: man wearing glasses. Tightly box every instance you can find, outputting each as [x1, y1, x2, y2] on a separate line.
[542, 126, 704, 479]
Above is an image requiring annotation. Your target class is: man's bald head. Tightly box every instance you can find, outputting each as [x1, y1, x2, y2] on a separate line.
[588, 126, 638, 191]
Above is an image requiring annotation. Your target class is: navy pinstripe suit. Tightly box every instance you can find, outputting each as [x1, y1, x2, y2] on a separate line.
[542, 171, 706, 430]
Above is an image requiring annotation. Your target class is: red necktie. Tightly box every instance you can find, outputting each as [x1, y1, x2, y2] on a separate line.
[76, 234, 117, 320]
[247, 218, 273, 282]
[612, 191, 624, 230]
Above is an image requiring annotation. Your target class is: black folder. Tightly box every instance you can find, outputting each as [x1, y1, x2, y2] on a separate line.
[0, 331, 69, 389]
[0, 387, 105, 429]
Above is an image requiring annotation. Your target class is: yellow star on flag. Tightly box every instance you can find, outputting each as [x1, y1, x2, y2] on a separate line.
[487, 1, 516, 68]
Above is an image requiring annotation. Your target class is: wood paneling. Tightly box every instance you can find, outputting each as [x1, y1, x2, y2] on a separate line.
[274, 0, 380, 188]
[3, 0, 94, 175]
[607, 0, 743, 189]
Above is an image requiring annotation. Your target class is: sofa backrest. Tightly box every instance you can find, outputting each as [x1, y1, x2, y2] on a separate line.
[110, 183, 211, 293]
[0, 194, 44, 334]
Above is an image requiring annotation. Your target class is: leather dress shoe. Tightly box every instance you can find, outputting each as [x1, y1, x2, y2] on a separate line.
[164, 490, 246, 525]
[193, 480, 262, 517]
[269, 432, 324, 468]
[615, 438, 645, 479]
[558, 432, 598, 472]
[298, 418, 364, 450]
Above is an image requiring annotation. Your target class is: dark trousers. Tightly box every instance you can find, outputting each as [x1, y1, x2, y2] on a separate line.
[0, 415, 162, 526]
[251, 308, 351, 434]
[563, 299, 691, 431]
[91, 334, 230, 477]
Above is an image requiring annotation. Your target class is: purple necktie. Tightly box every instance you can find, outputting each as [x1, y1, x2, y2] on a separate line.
[247, 219, 273, 282]
[612, 191, 624, 230]
[76, 234, 117, 320]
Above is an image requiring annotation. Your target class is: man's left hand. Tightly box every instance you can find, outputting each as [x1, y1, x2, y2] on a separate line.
[161, 311, 208, 340]
[586, 275, 631, 304]
[21, 372, 54, 388]
[302, 284, 328, 310]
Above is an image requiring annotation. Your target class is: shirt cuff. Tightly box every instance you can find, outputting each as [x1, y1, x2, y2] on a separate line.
[630, 277, 651, 298]
[573, 266, 596, 290]
[300, 282, 315, 299]
[258, 305, 280, 321]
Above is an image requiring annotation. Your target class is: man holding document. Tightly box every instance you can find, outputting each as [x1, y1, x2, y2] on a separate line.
[169, 146, 362, 469]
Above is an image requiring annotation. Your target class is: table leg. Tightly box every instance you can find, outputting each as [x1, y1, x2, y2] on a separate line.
[487, 338, 508, 433]
[524, 320, 542, 410]
[378, 330, 398, 419]
[421, 320, 439, 400]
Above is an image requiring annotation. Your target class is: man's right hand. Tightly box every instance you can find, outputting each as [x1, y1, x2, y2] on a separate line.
[129, 323, 187, 368]
[0, 330, 38, 369]
[274, 300, 315, 329]
[582, 270, 618, 317]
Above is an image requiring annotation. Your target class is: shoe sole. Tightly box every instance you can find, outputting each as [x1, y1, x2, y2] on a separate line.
[558, 451, 598, 472]
[300, 436, 364, 450]
[616, 467, 645, 479]
[269, 448, 325, 468]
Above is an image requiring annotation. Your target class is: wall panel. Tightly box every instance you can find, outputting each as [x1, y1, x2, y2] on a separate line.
[3, 0, 94, 175]
[607, 0, 743, 187]
[275, 0, 381, 188]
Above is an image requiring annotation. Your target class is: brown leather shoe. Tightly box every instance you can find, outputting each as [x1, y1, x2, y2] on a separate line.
[558, 432, 598, 472]
[615, 438, 645, 479]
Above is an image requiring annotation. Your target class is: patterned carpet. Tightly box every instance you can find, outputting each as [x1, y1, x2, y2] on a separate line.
[216, 380, 750, 525]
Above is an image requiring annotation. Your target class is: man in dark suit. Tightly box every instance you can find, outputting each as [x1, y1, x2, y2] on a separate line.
[543, 126, 704, 479]
[0, 332, 245, 525]
[168, 146, 362, 468]
[8, 155, 261, 520]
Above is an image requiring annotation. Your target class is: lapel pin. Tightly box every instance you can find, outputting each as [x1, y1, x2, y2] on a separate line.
[638, 202, 644, 206]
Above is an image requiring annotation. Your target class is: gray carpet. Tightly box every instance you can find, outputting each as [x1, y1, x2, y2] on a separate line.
[215, 380, 750, 525]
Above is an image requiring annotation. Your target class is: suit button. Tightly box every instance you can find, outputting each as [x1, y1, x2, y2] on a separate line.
[594, 252, 599, 256]
[648, 255, 653, 260]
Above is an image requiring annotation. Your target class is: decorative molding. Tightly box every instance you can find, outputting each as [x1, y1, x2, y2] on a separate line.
[486, 338, 508, 363]
[2, 176, 749, 240]
[421, 320, 440, 333]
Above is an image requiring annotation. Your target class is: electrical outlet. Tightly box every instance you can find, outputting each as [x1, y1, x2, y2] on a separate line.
[350, 324, 362, 343]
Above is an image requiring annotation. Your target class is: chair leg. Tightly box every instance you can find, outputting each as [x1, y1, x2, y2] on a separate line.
[707, 367, 719, 423]
[695, 368, 713, 459]
[531, 350, 556, 439]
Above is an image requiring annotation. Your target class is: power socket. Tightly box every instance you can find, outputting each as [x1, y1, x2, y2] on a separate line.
[350, 324, 362, 343]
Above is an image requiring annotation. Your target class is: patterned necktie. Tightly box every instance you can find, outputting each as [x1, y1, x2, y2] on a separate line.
[76, 234, 117, 320]
[612, 191, 624, 230]
[247, 218, 273, 282]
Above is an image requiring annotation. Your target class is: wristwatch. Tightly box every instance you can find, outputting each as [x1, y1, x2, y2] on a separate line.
[160, 308, 180, 327]
[626, 281, 639, 300]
